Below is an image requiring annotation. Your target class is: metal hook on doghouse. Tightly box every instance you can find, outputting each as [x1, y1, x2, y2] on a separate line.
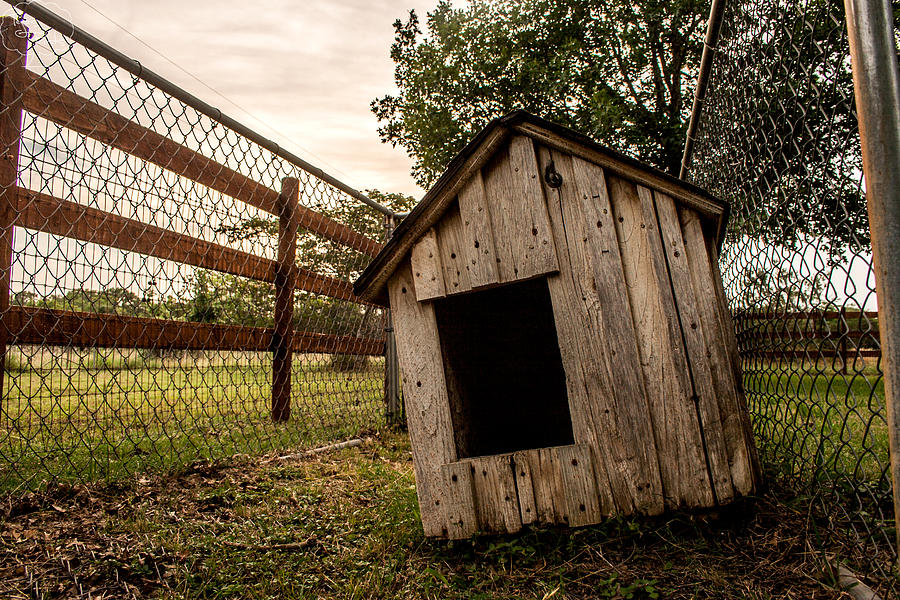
[544, 160, 563, 188]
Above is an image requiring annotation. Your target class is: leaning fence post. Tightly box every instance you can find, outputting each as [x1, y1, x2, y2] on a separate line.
[0, 19, 27, 407]
[843, 0, 900, 557]
[272, 177, 299, 422]
[383, 214, 402, 427]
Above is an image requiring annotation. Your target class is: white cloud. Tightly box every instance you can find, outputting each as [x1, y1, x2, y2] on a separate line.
[54, 0, 439, 198]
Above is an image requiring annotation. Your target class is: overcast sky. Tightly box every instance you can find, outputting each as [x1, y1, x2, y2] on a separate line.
[42, 0, 440, 199]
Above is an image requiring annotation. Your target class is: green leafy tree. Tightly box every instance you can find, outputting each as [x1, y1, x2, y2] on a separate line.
[206, 189, 416, 334]
[690, 0, 882, 255]
[372, 0, 708, 187]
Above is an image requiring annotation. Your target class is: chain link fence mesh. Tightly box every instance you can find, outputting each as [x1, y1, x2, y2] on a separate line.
[0, 4, 393, 493]
[688, 0, 897, 592]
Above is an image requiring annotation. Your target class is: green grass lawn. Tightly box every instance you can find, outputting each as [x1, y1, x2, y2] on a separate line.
[743, 360, 889, 491]
[1, 432, 891, 599]
[1, 349, 386, 492]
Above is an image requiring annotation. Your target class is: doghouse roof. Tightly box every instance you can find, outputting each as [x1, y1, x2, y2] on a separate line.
[354, 110, 729, 305]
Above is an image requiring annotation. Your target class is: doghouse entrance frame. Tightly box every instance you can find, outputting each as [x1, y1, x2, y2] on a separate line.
[433, 276, 575, 460]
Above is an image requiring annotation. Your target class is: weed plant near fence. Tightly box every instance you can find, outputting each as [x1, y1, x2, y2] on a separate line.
[687, 0, 897, 591]
[0, 2, 396, 492]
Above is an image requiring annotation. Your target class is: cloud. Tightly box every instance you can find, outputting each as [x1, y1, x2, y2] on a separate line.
[58, 0, 438, 197]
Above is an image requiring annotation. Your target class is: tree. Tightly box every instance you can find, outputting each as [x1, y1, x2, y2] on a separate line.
[208, 189, 416, 333]
[688, 0, 880, 256]
[372, 0, 708, 187]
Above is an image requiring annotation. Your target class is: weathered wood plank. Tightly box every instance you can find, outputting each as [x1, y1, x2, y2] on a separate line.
[0, 18, 27, 403]
[5, 305, 384, 354]
[539, 146, 661, 516]
[529, 447, 561, 523]
[705, 226, 762, 490]
[21, 70, 381, 256]
[512, 451, 537, 525]
[440, 462, 478, 539]
[469, 454, 522, 534]
[554, 444, 602, 527]
[484, 137, 558, 283]
[410, 228, 446, 301]
[456, 171, 499, 288]
[13, 187, 367, 303]
[354, 126, 511, 303]
[678, 206, 755, 495]
[650, 190, 734, 503]
[608, 175, 714, 509]
[387, 261, 457, 537]
[511, 121, 727, 229]
[435, 203, 473, 295]
[539, 149, 621, 517]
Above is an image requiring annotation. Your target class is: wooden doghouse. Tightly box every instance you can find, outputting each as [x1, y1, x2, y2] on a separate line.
[354, 111, 759, 539]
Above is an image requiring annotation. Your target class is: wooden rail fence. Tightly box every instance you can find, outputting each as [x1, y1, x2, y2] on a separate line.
[734, 309, 881, 371]
[0, 18, 384, 421]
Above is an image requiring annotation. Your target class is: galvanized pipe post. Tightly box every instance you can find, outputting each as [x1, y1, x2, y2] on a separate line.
[383, 214, 402, 427]
[843, 0, 900, 556]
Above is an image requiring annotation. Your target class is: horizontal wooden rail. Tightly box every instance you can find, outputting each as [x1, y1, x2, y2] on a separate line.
[744, 349, 881, 359]
[736, 330, 880, 342]
[16, 187, 275, 281]
[736, 310, 880, 321]
[13, 187, 367, 303]
[19, 70, 382, 257]
[5, 306, 384, 355]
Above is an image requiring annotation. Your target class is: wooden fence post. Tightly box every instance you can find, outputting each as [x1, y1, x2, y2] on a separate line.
[839, 306, 849, 375]
[272, 177, 299, 422]
[0, 18, 27, 405]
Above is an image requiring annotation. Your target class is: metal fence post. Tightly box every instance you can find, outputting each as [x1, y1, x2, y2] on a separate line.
[272, 177, 299, 422]
[383, 215, 402, 427]
[843, 0, 900, 556]
[0, 18, 26, 407]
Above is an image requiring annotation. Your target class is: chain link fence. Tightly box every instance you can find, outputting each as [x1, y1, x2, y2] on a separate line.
[688, 0, 897, 593]
[0, 1, 398, 492]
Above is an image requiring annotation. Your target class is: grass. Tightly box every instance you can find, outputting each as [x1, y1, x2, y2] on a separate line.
[744, 361, 889, 488]
[1, 348, 386, 492]
[2, 432, 891, 599]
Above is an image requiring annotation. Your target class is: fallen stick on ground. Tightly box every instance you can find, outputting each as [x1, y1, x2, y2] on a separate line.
[835, 564, 882, 600]
[262, 438, 364, 464]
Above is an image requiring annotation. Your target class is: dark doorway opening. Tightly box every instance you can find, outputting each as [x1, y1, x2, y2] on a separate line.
[433, 277, 574, 459]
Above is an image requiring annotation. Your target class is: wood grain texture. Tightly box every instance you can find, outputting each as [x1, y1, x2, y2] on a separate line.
[272, 178, 299, 422]
[678, 206, 754, 495]
[555, 444, 602, 527]
[525, 448, 561, 523]
[511, 122, 726, 228]
[539, 146, 661, 516]
[435, 203, 473, 295]
[387, 260, 457, 537]
[483, 136, 558, 283]
[440, 462, 478, 539]
[21, 71, 381, 256]
[456, 171, 499, 288]
[468, 454, 522, 534]
[355, 127, 510, 303]
[608, 175, 714, 509]
[0, 18, 27, 402]
[410, 228, 445, 301]
[704, 226, 762, 491]
[5, 305, 384, 354]
[511, 451, 537, 525]
[651, 190, 734, 504]
[12, 187, 365, 303]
